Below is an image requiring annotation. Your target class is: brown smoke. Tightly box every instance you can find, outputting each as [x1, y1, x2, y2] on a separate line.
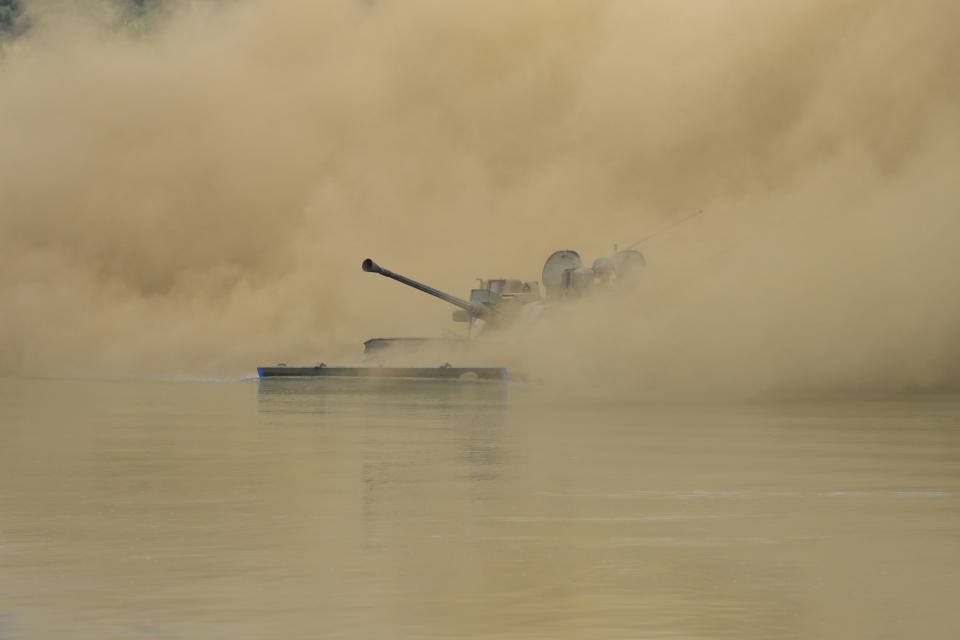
[1, 0, 958, 394]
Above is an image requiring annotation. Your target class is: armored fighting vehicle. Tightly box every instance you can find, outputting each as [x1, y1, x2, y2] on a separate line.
[256, 249, 644, 380]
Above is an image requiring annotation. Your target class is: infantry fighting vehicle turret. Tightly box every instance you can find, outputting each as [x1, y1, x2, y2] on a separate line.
[256, 248, 645, 380]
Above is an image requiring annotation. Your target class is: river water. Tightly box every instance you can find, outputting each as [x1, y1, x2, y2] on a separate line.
[0, 377, 957, 639]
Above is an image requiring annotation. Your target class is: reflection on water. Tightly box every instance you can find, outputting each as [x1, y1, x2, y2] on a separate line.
[259, 378, 511, 511]
[1, 378, 958, 639]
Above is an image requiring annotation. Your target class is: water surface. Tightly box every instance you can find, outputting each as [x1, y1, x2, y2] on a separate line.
[1, 378, 958, 638]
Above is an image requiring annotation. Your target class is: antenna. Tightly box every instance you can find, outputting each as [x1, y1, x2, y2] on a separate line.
[624, 209, 704, 250]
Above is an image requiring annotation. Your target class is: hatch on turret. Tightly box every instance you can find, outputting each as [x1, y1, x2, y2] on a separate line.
[541, 250, 582, 298]
[482, 279, 525, 294]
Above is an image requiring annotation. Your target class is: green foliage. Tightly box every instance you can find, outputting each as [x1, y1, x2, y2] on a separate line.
[0, 0, 171, 44]
[0, 0, 22, 32]
[127, 0, 165, 15]
[0, 0, 28, 48]
[116, 0, 169, 36]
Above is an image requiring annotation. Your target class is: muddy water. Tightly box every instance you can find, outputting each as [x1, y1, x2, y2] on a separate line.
[0, 377, 957, 639]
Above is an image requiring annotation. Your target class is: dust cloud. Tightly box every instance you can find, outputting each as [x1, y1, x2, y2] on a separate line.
[1, 0, 957, 394]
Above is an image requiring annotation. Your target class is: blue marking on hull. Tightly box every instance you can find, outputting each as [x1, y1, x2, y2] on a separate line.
[257, 367, 263, 378]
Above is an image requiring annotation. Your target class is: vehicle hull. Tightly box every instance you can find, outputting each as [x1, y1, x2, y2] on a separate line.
[257, 365, 508, 381]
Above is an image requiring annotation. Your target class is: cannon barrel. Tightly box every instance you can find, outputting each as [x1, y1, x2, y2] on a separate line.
[362, 258, 489, 317]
